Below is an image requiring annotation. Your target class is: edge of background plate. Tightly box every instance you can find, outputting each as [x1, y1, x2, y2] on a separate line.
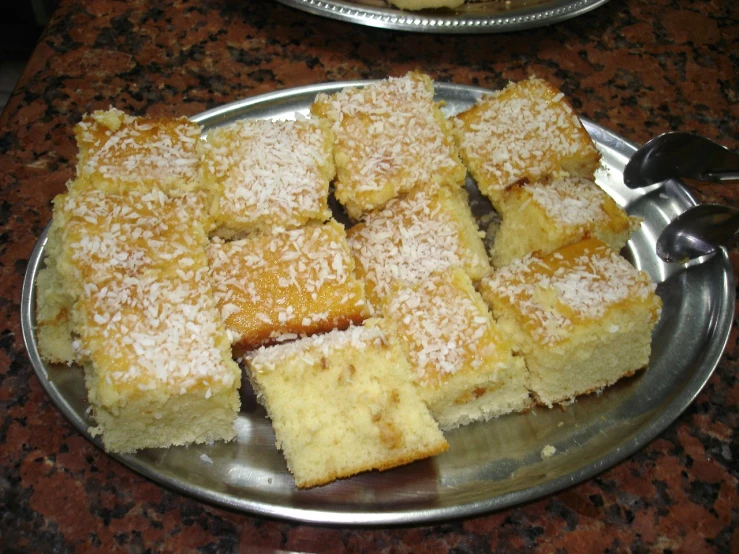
[274, 0, 612, 33]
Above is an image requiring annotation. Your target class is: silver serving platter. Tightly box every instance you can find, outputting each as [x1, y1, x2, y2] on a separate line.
[275, 0, 611, 33]
[22, 82, 734, 525]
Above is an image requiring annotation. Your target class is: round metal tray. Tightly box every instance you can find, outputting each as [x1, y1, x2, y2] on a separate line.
[274, 0, 611, 33]
[21, 82, 734, 525]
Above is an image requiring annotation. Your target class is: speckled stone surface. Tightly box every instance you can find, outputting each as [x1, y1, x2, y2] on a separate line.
[1, 0, 737, 551]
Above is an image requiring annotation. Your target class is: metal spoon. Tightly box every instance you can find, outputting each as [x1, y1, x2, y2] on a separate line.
[623, 132, 739, 188]
[656, 203, 739, 262]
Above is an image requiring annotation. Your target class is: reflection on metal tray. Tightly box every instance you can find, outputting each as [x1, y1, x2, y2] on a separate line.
[21, 82, 734, 525]
[275, 0, 611, 33]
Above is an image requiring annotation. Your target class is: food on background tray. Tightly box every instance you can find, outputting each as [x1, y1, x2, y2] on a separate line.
[384, 269, 531, 430]
[34, 72, 663, 487]
[311, 70, 466, 220]
[203, 118, 335, 238]
[47, 188, 241, 453]
[491, 172, 641, 266]
[386, 0, 465, 11]
[451, 76, 601, 209]
[72, 107, 209, 198]
[245, 319, 448, 489]
[347, 185, 490, 314]
[207, 220, 368, 356]
[479, 239, 662, 407]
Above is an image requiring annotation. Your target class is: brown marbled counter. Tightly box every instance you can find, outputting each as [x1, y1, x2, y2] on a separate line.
[1, 0, 737, 551]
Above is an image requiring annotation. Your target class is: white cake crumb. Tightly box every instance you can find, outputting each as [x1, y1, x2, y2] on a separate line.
[200, 453, 214, 464]
[541, 445, 557, 459]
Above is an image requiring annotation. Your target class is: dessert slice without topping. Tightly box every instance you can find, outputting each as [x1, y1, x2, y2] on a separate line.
[245, 319, 448, 489]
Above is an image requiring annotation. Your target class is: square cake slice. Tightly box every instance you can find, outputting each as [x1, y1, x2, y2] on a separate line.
[50, 188, 241, 453]
[203, 118, 334, 238]
[311, 71, 466, 220]
[245, 319, 449, 489]
[491, 172, 641, 266]
[347, 185, 490, 313]
[73, 108, 206, 196]
[385, 269, 531, 430]
[452, 77, 601, 208]
[479, 238, 662, 407]
[207, 220, 368, 355]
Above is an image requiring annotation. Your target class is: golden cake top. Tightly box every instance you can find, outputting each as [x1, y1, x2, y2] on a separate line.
[482, 238, 661, 345]
[55, 189, 237, 396]
[75, 273, 237, 397]
[311, 71, 465, 209]
[56, 188, 208, 289]
[453, 76, 599, 194]
[207, 220, 367, 347]
[246, 319, 390, 372]
[73, 108, 203, 192]
[506, 173, 635, 232]
[203, 118, 334, 232]
[347, 186, 488, 311]
[386, 269, 515, 386]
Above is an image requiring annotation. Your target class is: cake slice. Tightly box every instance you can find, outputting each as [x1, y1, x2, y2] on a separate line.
[202, 118, 334, 238]
[36, 266, 76, 364]
[311, 71, 466, 220]
[491, 172, 641, 266]
[384, 269, 531, 430]
[35, 219, 76, 364]
[452, 76, 601, 208]
[49, 188, 241, 453]
[207, 220, 368, 355]
[479, 238, 662, 407]
[347, 185, 490, 313]
[245, 319, 449, 489]
[72, 107, 207, 197]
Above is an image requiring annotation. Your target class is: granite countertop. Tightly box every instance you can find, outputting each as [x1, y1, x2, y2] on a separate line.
[1, 0, 737, 551]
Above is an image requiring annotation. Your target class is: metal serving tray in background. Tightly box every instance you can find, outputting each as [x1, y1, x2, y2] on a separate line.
[275, 0, 611, 33]
[21, 82, 734, 525]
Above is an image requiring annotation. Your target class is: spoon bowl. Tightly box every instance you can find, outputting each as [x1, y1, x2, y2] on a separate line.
[656, 203, 739, 263]
[623, 132, 739, 188]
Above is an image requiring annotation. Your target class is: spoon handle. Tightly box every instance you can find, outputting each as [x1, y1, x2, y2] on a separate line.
[624, 132, 739, 188]
[656, 205, 739, 262]
[705, 171, 739, 182]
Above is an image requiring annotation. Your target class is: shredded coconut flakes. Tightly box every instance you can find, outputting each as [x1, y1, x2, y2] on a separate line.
[486, 243, 657, 345]
[59, 190, 236, 392]
[314, 73, 463, 196]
